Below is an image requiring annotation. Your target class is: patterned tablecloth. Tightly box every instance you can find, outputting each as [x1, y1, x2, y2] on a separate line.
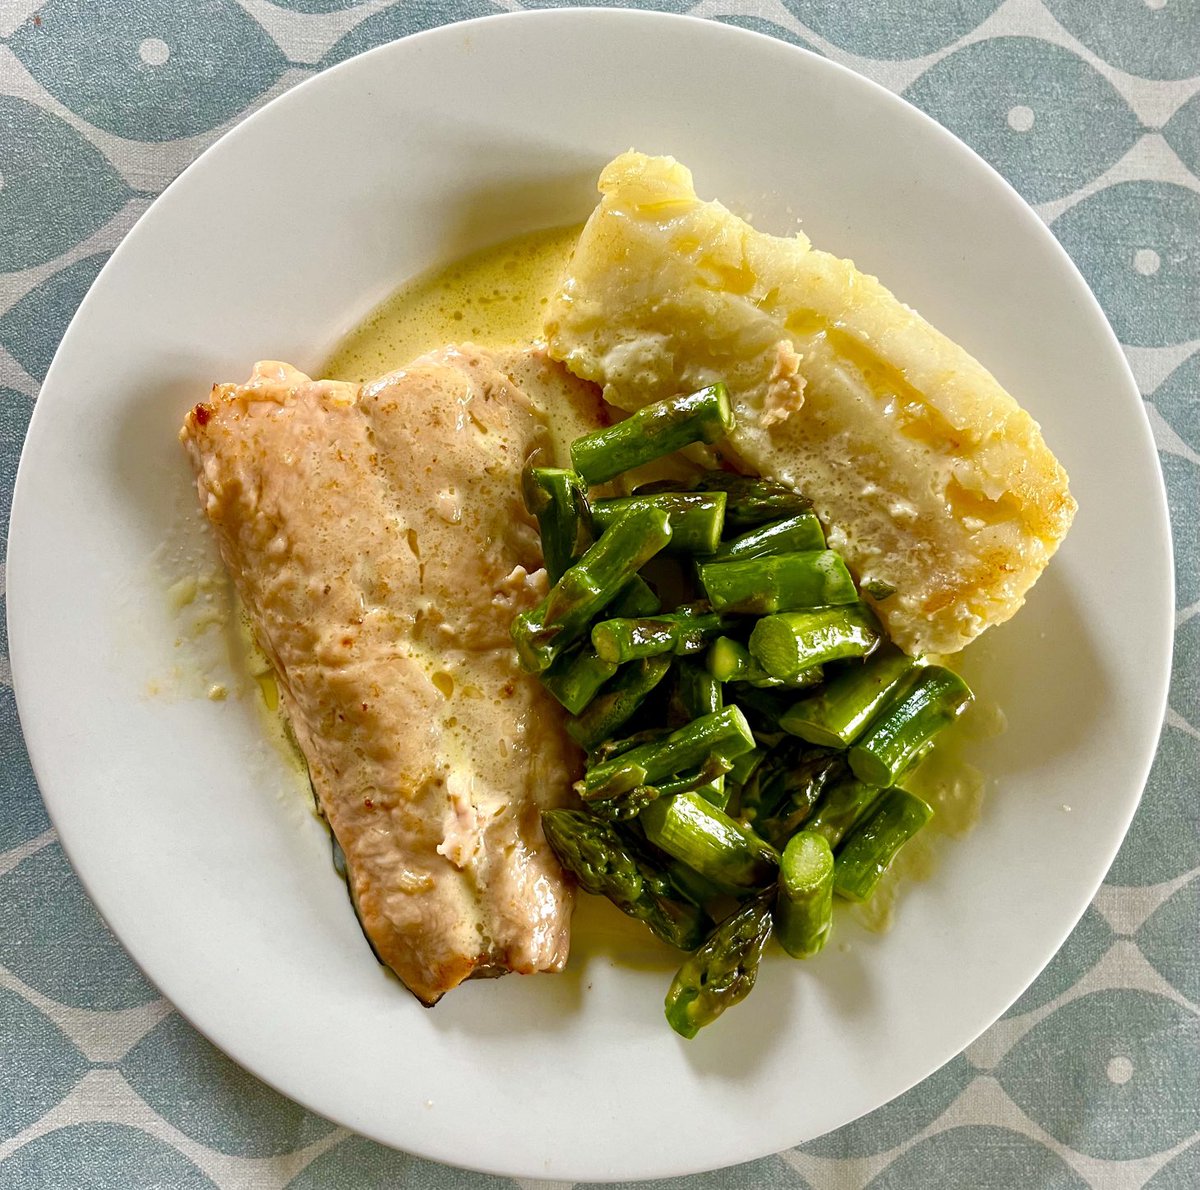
[0, 2, 1196, 1187]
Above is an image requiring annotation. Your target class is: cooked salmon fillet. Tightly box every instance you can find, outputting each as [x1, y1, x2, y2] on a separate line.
[545, 152, 1076, 656]
[181, 347, 585, 1004]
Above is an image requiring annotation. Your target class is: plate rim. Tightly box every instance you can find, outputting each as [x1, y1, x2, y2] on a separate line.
[5, 8, 1175, 1180]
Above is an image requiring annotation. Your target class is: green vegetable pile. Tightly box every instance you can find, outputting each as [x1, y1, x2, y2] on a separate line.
[511, 383, 974, 1037]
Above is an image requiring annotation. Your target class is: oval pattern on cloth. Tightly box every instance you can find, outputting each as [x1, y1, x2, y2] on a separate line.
[8, 0, 288, 142]
[0, 681, 49, 853]
[1051, 181, 1200, 348]
[0, 988, 89, 1142]
[802, 1054, 974, 1159]
[780, 0, 1003, 59]
[0, 98, 127, 273]
[1145, 1139, 1200, 1190]
[319, 0, 505, 68]
[0, 391, 33, 554]
[0, 1123, 217, 1189]
[1163, 90, 1200, 179]
[1042, 0, 1200, 83]
[995, 989, 1200, 1160]
[904, 37, 1141, 204]
[1137, 878, 1200, 1008]
[0, 253, 108, 385]
[1170, 615, 1200, 733]
[272, 0, 365, 11]
[1161, 451, 1200, 610]
[1002, 905, 1113, 1019]
[1151, 350, 1200, 455]
[866, 1125, 1090, 1190]
[119, 1013, 334, 1158]
[286, 1135, 517, 1189]
[714, 15, 824, 55]
[1107, 726, 1200, 887]
[577, 1155, 813, 1190]
[0, 843, 157, 1009]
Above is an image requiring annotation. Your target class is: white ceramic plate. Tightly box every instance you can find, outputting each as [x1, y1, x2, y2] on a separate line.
[7, 10, 1173, 1182]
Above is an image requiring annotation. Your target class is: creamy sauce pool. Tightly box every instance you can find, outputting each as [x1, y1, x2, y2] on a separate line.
[324, 225, 581, 418]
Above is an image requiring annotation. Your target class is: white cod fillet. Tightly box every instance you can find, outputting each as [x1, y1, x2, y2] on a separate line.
[180, 346, 587, 1004]
[545, 152, 1076, 656]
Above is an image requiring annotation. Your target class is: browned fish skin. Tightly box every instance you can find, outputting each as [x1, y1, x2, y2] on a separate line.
[180, 347, 579, 1004]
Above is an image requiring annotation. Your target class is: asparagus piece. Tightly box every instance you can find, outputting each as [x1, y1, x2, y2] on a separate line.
[521, 465, 593, 584]
[512, 506, 672, 672]
[726, 744, 767, 789]
[691, 473, 812, 529]
[640, 790, 779, 892]
[713, 512, 825, 560]
[668, 860, 724, 906]
[708, 638, 821, 693]
[540, 647, 618, 714]
[567, 655, 673, 751]
[541, 810, 710, 948]
[581, 706, 756, 800]
[740, 743, 842, 848]
[579, 785, 662, 823]
[780, 643, 917, 748]
[664, 891, 775, 1038]
[707, 636, 751, 682]
[834, 789, 934, 902]
[592, 493, 727, 555]
[775, 832, 835, 959]
[614, 758, 734, 815]
[588, 727, 671, 765]
[741, 661, 823, 690]
[591, 618, 674, 663]
[849, 666, 974, 787]
[591, 612, 725, 664]
[804, 774, 886, 849]
[699, 551, 858, 614]
[570, 384, 733, 485]
[608, 576, 662, 618]
[749, 605, 879, 680]
[726, 683, 795, 734]
[677, 659, 723, 719]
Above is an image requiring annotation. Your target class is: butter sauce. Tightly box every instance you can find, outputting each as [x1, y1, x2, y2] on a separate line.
[324, 225, 582, 382]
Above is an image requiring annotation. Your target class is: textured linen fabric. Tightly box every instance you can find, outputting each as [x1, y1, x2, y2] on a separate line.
[0, 2, 1196, 1187]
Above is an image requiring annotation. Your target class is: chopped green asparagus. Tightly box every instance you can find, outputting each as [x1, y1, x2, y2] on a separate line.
[775, 832, 835, 959]
[567, 655, 674, 751]
[749, 605, 879, 680]
[833, 789, 933, 902]
[804, 774, 887, 849]
[848, 666, 973, 787]
[692, 473, 812, 528]
[665, 891, 775, 1037]
[699, 551, 858, 614]
[607, 575, 663, 618]
[677, 660, 723, 719]
[780, 643, 917, 748]
[707, 636, 751, 682]
[581, 706, 757, 800]
[591, 611, 725, 664]
[640, 790, 779, 891]
[540, 647, 618, 714]
[570, 384, 733, 485]
[592, 492, 726, 555]
[740, 742, 842, 848]
[541, 810, 710, 949]
[512, 506, 673, 672]
[713, 512, 825, 560]
[521, 465, 592, 584]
